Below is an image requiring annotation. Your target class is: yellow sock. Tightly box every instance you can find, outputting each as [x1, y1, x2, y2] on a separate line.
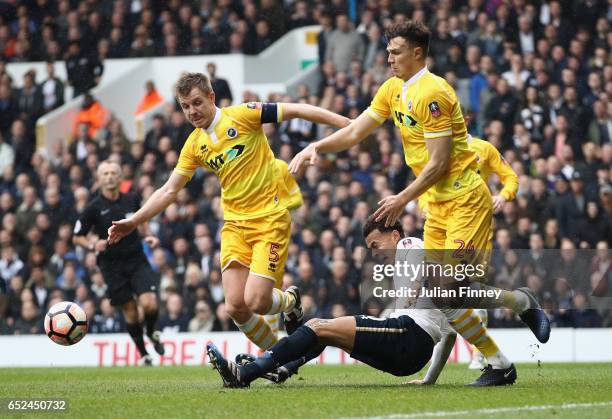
[264, 313, 281, 337]
[447, 308, 499, 358]
[235, 314, 278, 350]
[267, 288, 296, 314]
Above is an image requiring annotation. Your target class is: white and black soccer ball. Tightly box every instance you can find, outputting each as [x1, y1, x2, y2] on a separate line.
[44, 301, 88, 346]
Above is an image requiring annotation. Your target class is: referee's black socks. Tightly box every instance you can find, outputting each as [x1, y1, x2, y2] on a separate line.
[126, 323, 148, 357]
[240, 325, 319, 384]
[144, 311, 158, 337]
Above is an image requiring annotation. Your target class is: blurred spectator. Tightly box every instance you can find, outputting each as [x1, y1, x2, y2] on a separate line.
[12, 300, 41, 335]
[72, 94, 109, 138]
[65, 41, 103, 98]
[16, 70, 42, 130]
[39, 61, 65, 114]
[135, 80, 164, 116]
[571, 291, 602, 327]
[0, 245, 24, 287]
[158, 293, 189, 333]
[93, 298, 125, 333]
[188, 300, 215, 332]
[206, 63, 233, 106]
[0, 133, 14, 175]
[325, 14, 364, 73]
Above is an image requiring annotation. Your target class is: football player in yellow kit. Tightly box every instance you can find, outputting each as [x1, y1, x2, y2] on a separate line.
[290, 21, 549, 385]
[108, 72, 350, 351]
[420, 133, 519, 370]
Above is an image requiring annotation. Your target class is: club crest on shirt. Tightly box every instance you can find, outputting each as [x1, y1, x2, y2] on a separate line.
[227, 127, 238, 138]
[407, 100, 413, 112]
[428, 101, 441, 118]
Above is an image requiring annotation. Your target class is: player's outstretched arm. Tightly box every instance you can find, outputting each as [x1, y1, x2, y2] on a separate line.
[107, 172, 189, 244]
[490, 149, 519, 213]
[280, 102, 351, 129]
[407, 330, 457, 385]
[288, 112, 379, 173]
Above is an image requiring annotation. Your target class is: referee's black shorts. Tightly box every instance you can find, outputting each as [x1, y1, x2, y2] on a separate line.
[98, 252, 158, 306]
[351, 315, 434, 376]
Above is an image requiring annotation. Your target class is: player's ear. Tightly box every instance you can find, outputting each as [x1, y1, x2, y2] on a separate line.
[413, 46, 423, 60]
[392, 229, 401, 242]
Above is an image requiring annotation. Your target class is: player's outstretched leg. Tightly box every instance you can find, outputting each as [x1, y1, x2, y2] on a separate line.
[516, 287, 551, 343]
[465, 284, 551, 343]
[209, 325, 322, 388]
[207, 344, 248, 388]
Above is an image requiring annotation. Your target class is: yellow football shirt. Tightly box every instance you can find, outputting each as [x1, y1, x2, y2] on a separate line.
[366, 67, 481, 202]
[467, 135, 518, 201]
[174, 103, 295, 221]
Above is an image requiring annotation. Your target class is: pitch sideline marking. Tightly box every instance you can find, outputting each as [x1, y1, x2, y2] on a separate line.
[340, 401, 612, 419]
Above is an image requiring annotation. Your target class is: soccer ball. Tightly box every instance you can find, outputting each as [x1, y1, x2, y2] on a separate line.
[44, 301, 88, 346]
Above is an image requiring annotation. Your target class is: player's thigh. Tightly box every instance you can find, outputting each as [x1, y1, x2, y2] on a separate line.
[423, 202, 449, 264]
[220, 220, 252, 274]
[351, 315, 434, 376]
[305, 316, 356, 352]
[444, 183, 493, 270]
[249, 209, 291, 288]
[129, 256, 158, 306]
[99, 264, 132, 307]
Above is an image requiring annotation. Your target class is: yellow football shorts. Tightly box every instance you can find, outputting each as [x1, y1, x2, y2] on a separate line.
[423, 181, 493, 270]
[221, 209, 291, 287]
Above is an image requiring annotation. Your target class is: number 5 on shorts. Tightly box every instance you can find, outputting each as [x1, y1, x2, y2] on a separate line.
[268, 243, 281, 262]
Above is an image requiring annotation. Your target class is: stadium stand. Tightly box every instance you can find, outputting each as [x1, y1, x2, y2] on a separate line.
[0, 0, 610, 336]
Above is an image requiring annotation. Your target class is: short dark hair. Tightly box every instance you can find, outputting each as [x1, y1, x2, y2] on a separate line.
[175, 72, 213, 97]
[362, 214, 404, 240]
[385, 21, 431, 56]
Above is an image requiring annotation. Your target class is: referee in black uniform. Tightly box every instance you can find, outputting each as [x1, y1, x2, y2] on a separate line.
[73, 161, 164, 365]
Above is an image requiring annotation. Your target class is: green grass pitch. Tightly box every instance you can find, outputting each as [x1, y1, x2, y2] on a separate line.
[1, 363, 611, 418]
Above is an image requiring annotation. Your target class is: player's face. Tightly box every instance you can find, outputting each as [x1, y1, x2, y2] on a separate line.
[365, 229, 401, 263]
[98, 164, 121, 191]
[178, 87, 217, 129]
[387, 37, 421, 80]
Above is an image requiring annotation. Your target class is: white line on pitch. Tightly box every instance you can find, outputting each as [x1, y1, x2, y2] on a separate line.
[340, 401, 612, 419]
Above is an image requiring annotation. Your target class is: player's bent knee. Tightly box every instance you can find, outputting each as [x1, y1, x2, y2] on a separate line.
[244, 291, 271, 315]
[139, 293, 157, 312]
[304, 318, 331, 337]
[225, 301, 250, 321]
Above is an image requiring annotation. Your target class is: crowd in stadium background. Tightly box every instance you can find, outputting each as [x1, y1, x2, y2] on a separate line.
[0, 0, 610, 337]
